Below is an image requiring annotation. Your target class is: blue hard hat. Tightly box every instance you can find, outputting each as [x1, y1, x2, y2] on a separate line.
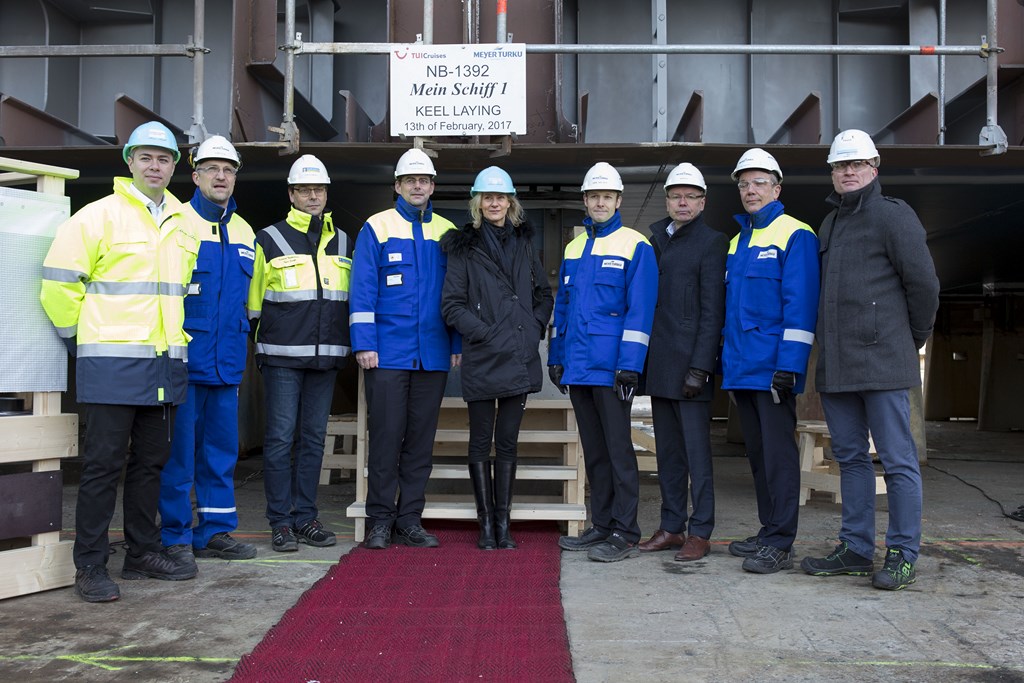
[470, 166, 516, 196]
[123, 121, 181, 164]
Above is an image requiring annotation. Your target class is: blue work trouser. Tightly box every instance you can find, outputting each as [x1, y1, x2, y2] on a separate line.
[75, 403, 176, 568]
[260, 365, 338, 529]
[732, 390, 800, 552]
[651, 397, 715, 539]
[159, 384, 240, 548]
[570, 385, 641, 544]
[821, 389, 923, 563]
[363, 368, 448, 531]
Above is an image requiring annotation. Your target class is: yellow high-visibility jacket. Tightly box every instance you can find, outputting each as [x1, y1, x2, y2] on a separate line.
[40, 177, 201, 405]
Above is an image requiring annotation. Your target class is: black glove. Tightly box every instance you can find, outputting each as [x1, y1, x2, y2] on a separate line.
[770, 370, 797, 404]
[549, 365, 568, 395]
[615, 370, 639, 402]
[682, 368, 709, 399]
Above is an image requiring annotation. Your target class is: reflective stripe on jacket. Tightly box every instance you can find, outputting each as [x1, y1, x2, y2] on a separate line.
[721, 201, 820, 392]
[349, 196, 458, 371]
[40, 177, 200, 405]
[183, 189, 255, 386]
[248, 207, 352, 370]
[549, 212, 658, 387]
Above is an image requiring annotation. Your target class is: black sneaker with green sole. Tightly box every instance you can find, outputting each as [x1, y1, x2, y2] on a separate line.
[872, 547, 917, 590]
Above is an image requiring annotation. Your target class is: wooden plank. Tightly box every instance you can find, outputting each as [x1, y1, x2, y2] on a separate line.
[433, 429, 578, 443]
[346, 501, 586, 521]
[0, 541, 75, 600]
[426, 464, 578, 480]
[0, 414, 77, 465]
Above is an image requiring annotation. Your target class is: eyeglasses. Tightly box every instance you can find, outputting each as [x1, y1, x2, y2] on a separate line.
[400, 176, 433, 187]
[196, 165, 237, 177]
[668, 193, 705, 202]
[830, 160, 874, 172]
[291, 186, 327, 198]
[737, 178, 776, 190]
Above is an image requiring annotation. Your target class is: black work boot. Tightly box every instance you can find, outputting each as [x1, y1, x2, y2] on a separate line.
[468, 460, 497, 550]
[493, 460, 518, 549]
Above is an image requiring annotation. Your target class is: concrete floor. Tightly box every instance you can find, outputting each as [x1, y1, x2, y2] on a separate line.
[0, 420, 1022, 683]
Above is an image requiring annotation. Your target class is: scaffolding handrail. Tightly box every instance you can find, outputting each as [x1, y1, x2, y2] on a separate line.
[0, 44, 205, 58]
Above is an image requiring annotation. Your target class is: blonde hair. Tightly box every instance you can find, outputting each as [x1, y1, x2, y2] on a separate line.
[468, 193, 524, 229]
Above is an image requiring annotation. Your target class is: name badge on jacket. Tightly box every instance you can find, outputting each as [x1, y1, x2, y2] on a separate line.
[601, 258, 625, 269]
[386, 273, 403, 287]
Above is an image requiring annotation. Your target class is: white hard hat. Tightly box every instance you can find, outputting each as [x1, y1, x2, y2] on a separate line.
[732, 148, 783, 182]
[395, 148, 437, 178]
[827, 129, 881, 167]
[664, 162, 706, 191]
[287, 154, 330, 185]
[581, 162, 624, 192]
[191, 135, 240, 168]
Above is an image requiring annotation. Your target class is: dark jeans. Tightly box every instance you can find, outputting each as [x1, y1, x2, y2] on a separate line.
[732, 389, 799, 551]
[651, 397, 715, 539]
[364, 368, 447, 530]
[75, 403, 176, 568]
[570, 385, 641, 543]
[466, 394, 527, 464]
[260, 365, 337, 529]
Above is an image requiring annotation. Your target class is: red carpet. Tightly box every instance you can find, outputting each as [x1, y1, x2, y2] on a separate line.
[230, 522, 575, 683]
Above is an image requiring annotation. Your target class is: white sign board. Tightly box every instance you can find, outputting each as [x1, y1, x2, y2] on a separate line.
[390, 43, 526, 137]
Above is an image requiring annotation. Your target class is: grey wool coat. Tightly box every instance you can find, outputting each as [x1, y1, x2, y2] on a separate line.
[643, 213, 728, 401]
[815, 178, 940, 392]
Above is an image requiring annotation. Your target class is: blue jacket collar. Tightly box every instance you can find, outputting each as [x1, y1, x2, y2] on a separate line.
[190, 188, 236, 224]
[396, 194, 433, 222]
[733, 200, 785, 231]
[584, 211, 622, 238]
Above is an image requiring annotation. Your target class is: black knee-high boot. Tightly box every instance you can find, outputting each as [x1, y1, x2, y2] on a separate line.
[493, 460, 517, 549]
[469, 461, 496, 550]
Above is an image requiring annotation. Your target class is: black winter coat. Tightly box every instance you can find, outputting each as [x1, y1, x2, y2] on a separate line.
[643, 213, 728, 401]
[441, 220, 554, 402]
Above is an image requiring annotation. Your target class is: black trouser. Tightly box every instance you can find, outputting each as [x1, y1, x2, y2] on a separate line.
[651, 397, 715, 539]
[364, 368, 447, 530]
[466, 394, 527, 464]
[74, 403, 176, 568]
[570, 385, 641, 543]
[732, 390, 799, 551]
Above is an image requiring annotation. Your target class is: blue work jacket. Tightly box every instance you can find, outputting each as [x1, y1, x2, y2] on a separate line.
[549, 212, 658, 387]
[721, 201, 819, 393]
[349, 195, 459, 371]
[183, 189, 256, 386]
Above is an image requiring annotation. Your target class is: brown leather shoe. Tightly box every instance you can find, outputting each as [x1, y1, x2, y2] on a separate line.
[674, 535, 711, 562]
[638, 529, 686, 552]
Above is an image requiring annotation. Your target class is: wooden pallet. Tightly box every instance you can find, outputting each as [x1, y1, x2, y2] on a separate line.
[797, 420, 886, 505]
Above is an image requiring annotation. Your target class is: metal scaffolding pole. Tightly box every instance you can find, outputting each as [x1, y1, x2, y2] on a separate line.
[189, 0, 209, 144]
[980, 0, 1008, 155]
[272, 0, 301, 153]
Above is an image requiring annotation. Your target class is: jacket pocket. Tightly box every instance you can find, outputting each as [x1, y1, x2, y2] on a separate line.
[858, 301, 878, 346]
[741, 258, 783, 332]
[586, 316, 623, 372]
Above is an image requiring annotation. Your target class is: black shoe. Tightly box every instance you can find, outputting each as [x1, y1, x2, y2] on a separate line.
[294, 519, 337, 547]
[74, 565, 120, 603]
[165, 544, 198, 574]
[195, 532, 258, 560]
[394, 524, 440, 548]
[364, 524, 393, 550]
[272, 526, 299, 552]
[728, 535, 760, 558]
[872, 547, 917, 591]
[801, 541, 873, 576]
[558, 526, 609, 551]
[741, 544, 794, 574]
[587, 533, 640, 563]
[122, 550, 198, 581]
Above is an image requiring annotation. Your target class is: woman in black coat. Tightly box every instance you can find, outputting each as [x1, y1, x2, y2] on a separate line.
[440, 166, 554, 550]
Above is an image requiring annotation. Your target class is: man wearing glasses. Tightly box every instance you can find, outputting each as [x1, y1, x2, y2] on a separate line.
[722, 148, 819, 574]
[801, 130, 938, 591]
[638, 163, 727, 563]
[248, 154, 353, 552]
[350, 148, 458, 550]
[159, 136, 258, 569]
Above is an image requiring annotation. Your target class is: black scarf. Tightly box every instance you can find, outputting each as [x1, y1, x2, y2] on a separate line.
[480, 220, 514, 276]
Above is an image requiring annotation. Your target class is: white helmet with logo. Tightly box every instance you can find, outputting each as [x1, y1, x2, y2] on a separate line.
[287, 154, 331, 185]
[581, 162, 624, 192]
[395, 148, 437, 178]
[664, 162, 706, 192]
[191, 135, 241, 168]
[827, 129, 881, 168]
[731, 148, 783, 182]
